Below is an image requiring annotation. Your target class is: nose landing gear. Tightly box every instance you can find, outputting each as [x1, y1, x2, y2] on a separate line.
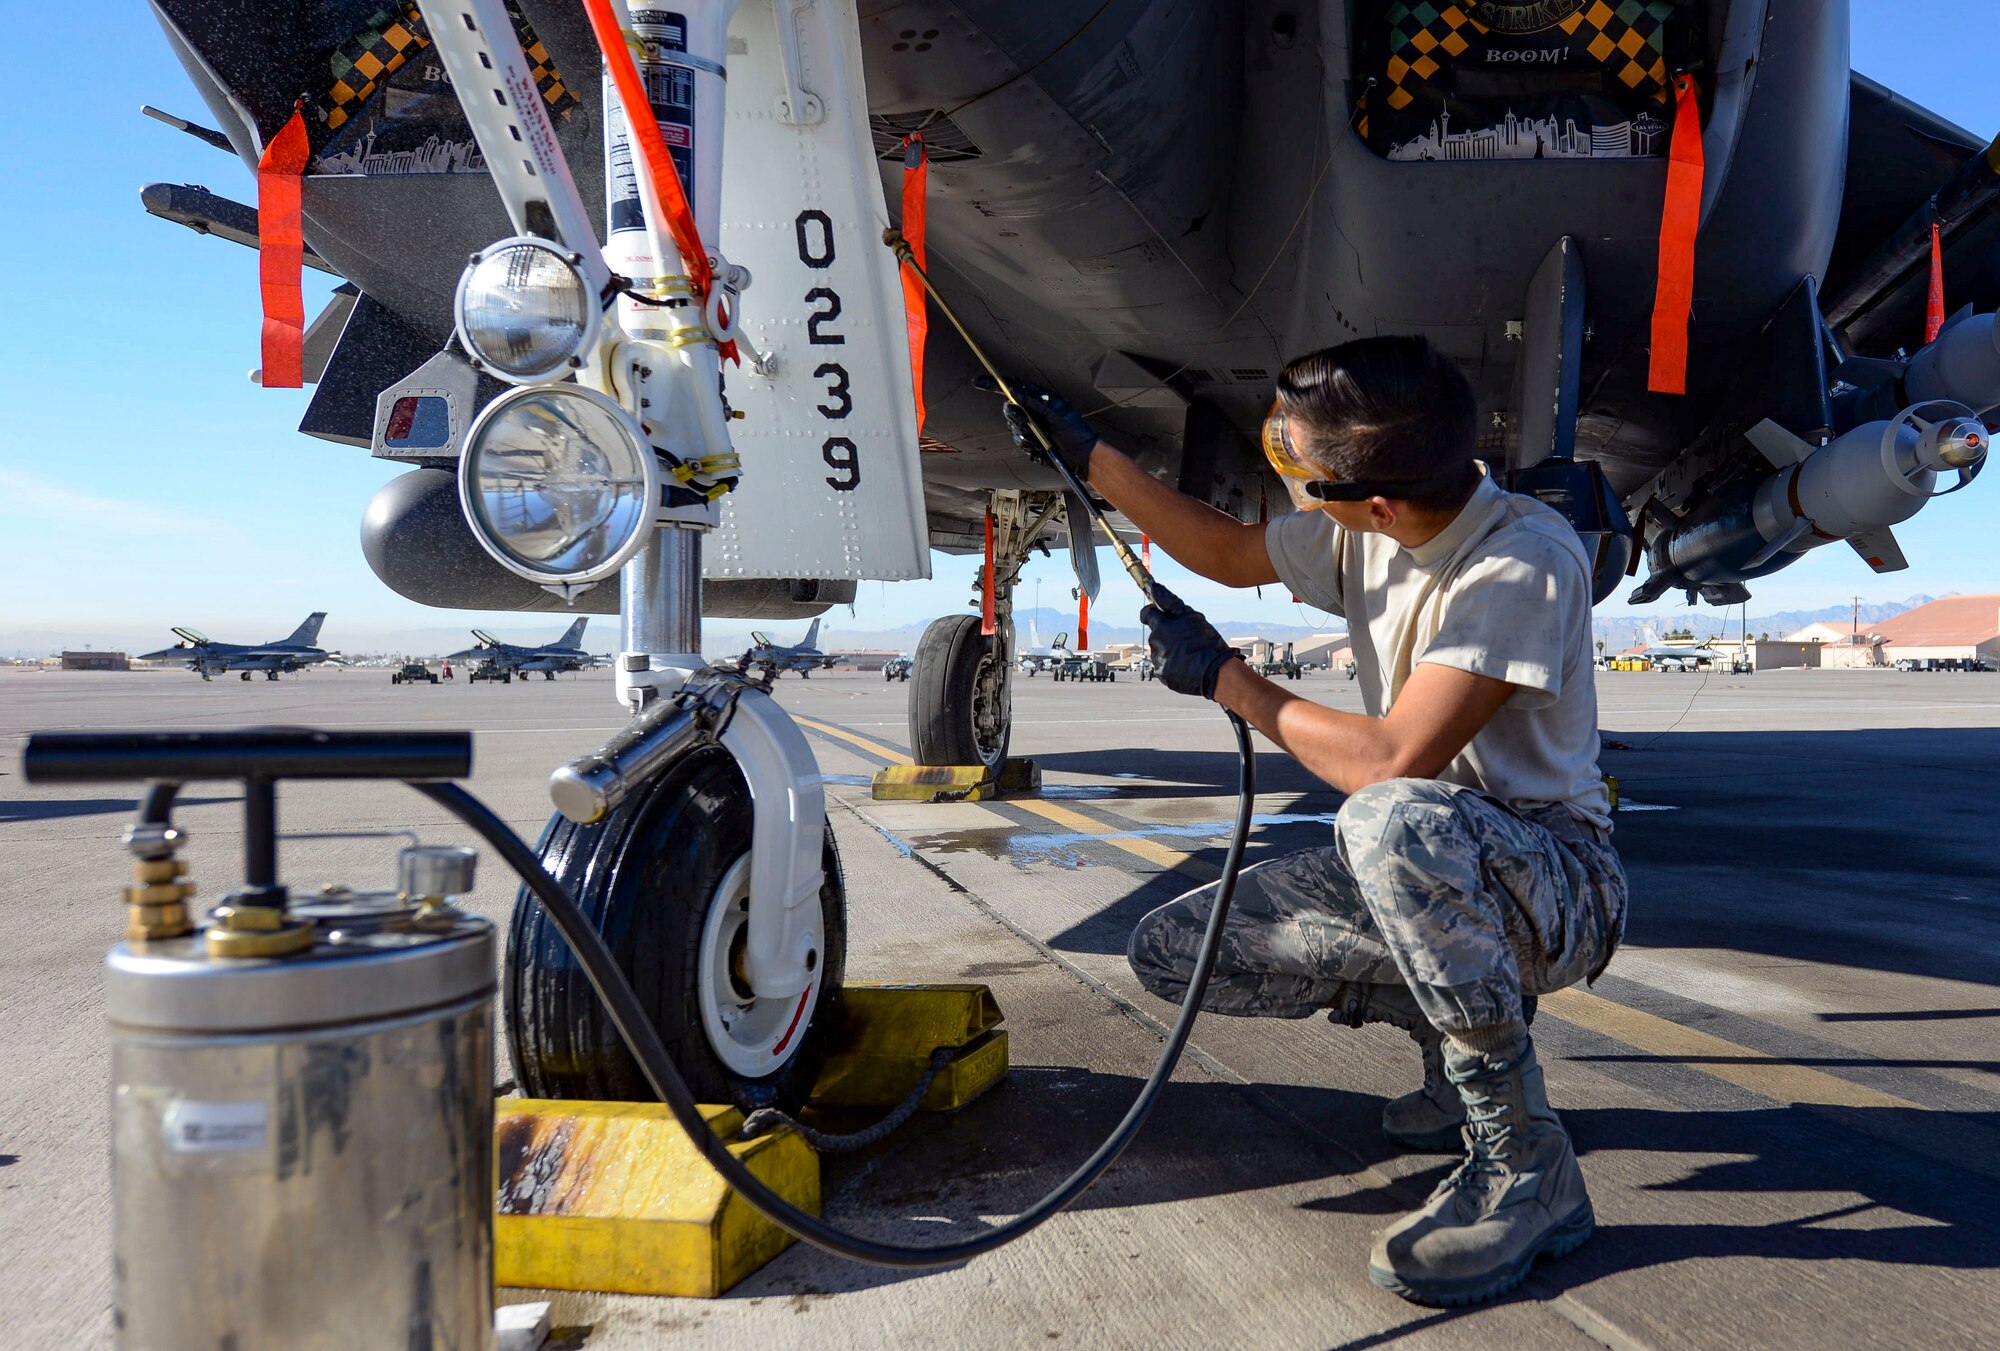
[505, 744, 847, 1113]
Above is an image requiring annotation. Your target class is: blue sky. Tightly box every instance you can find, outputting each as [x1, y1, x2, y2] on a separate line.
[2, 3, 1991, 653]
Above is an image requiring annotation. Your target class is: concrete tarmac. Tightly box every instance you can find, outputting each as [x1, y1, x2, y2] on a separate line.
[4, 664, 1997, 1349]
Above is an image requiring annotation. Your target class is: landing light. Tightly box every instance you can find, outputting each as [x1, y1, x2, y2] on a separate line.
[453, 236, 598, 384]
[458, 385, 659, 593]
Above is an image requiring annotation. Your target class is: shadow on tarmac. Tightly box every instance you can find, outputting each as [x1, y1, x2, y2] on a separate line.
[1031, 746, 1335, 798]
[1022, 729, 2000, 990]
[782, 1061, 2000, 1300]
[1558, 1099, 2000, 1277]
[1601, 728, 2000, 991]
[0, 795, 235, 823]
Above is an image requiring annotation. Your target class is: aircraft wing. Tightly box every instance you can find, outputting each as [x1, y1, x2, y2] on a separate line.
[1827, 73, 1995, 353]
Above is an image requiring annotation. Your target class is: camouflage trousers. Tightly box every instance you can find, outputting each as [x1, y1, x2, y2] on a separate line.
[1126, 778, 1628, 1041]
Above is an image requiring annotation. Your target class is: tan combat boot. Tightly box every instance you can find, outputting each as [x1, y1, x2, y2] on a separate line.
[1367, 1034, 1593, 1305]
[1380, 1030, 1461, 1152]
[1380, 996, 1536, 1153]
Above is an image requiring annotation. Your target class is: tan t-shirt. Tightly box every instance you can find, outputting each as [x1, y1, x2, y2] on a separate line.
[1265, 475, 1612, 828]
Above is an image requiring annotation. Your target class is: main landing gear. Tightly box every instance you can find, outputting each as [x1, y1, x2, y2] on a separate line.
[910, 614, 1011, 775]
[506, 742, 848, 1114]
[907, 491, 1061, 774]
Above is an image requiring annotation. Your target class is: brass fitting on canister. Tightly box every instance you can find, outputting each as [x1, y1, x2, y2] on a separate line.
[121, 823, 195, 942]
[205, 901, 315, 959]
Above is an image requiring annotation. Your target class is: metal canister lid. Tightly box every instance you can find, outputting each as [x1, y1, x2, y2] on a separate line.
[106, 918, 494, 1033]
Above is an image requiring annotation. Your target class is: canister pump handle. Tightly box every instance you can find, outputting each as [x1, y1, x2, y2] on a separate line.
[23, 730, 474, 911]
[22, 729, 472, 784]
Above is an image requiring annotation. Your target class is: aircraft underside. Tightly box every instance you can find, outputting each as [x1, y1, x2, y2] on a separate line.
[149, 0, 1997, 614]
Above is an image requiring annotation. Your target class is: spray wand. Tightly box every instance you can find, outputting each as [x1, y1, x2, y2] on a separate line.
[883, 229, 1160, 607]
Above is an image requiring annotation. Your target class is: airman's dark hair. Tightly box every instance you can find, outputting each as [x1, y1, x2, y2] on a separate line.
[1274, 336, 1479, 511]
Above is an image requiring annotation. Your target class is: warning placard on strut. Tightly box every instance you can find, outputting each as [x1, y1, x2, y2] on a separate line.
[708, 0, 930, 583]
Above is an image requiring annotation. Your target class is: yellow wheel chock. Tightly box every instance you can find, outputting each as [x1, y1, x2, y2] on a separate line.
[495, 983, 1010, 1298]
[870, 757, 1041, 802]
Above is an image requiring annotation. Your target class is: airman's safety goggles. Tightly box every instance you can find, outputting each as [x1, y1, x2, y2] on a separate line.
[1260, 405, 1465, 504]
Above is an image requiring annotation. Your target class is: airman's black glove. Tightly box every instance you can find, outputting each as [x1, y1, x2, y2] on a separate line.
[1141, 585, 1241, 700]
[986, 379, 1099, 484]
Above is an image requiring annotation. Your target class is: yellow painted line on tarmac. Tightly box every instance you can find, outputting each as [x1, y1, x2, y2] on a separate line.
[1540, 987, 1925, 1111]
[1006, 797, 1216, 875]
[793, 715, 913, 766]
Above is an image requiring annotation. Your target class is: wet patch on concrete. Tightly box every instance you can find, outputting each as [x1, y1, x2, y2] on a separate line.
[917, 827, 1096, 868]
[859, 820, 916, 859]
[1037, 784, 1121, 800]
[911, 812, 1344, 870]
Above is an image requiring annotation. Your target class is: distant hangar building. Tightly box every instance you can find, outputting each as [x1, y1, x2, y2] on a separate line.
[1870, 595, 2000, 666]
[61, 651, 129, 672]
[1778, 622, 1889, 668]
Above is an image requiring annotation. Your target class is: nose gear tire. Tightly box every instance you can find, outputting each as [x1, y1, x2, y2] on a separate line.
[503, 744, 848, 1113]
[909, 613, 1011, 774]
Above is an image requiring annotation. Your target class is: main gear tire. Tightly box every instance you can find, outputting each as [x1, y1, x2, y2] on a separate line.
[505, 744, 847, 1113]
[908, 613, 1011, 774]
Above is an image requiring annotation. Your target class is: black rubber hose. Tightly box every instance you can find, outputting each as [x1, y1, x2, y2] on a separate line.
[409, 709, 1256, 1267]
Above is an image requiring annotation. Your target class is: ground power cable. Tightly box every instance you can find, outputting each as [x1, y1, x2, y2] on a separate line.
[412, 715, 1254, 1267]
[1633, 669, 1711, 751]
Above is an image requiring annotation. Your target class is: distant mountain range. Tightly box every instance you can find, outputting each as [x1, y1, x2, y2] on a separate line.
[1590, 595, 1938, 652]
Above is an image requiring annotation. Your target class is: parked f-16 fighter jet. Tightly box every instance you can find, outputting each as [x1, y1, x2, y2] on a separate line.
[726, 619, 838, 679]
[139, 613, 333, 681]
[135, 1, 2000, 1114]
[447, 618, 592, 681]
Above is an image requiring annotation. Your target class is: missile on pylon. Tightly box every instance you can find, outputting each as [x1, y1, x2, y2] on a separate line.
[1906, 311, 2000, 412]
[1632, 401, 1987, 601]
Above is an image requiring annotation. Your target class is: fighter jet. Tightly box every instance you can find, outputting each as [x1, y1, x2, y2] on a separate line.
[137, 0, 1995, 779]
[139, 614, 332, 682]
[727, 620, 838, 680]
[447, 619, 592, 683]
[1044, 634, 1115, 684]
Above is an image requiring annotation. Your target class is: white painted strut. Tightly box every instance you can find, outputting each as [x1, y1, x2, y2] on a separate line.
[415, 0, 612, 301]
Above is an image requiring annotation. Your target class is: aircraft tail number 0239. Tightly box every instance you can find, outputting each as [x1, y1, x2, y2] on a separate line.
[708, 0, 929, 584]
